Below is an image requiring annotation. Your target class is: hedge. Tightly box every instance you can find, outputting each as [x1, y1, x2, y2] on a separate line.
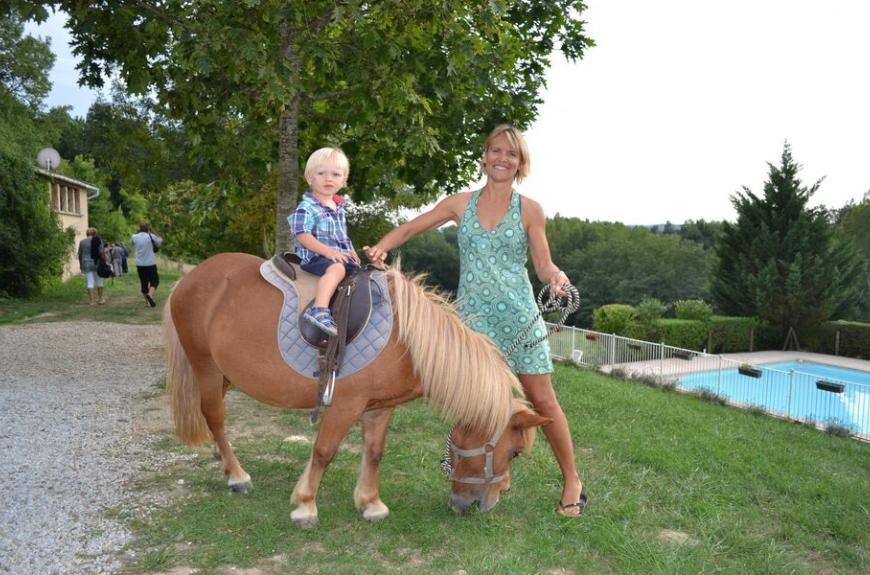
[707, 316, 762, 353]
[648, 319, 709, 351]
[803, 321, 870, 360]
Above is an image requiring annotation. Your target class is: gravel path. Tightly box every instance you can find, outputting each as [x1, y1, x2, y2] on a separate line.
[0, 321, 173, 575]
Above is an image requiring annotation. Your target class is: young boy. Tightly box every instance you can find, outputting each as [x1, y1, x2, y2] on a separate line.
[289, 147, 360, 336]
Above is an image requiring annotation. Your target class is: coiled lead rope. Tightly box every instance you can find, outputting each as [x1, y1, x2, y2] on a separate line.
[504, 284, 580, 357]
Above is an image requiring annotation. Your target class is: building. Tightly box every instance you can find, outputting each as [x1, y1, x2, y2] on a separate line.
[37, 168, 100, 279]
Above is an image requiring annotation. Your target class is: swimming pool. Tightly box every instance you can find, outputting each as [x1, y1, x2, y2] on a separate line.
[677, 360, 870, 438]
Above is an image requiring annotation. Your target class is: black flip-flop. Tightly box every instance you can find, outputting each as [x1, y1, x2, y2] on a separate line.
[557, 491, 588, 517]
[145, 294, 156, 307]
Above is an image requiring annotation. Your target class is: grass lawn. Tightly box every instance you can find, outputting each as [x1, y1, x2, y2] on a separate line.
[3, 273, 867, 574]
[0, 268, 184, 324]
[130, 365, 870, 575]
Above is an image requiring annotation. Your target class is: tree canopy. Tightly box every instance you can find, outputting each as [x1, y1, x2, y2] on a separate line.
[29, 1, 593, 253]
[711, 143, 865, 337]
[0, 11, 75, 296]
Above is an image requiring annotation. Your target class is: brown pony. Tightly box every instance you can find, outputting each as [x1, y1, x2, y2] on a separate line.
[163, 253, 550, 527]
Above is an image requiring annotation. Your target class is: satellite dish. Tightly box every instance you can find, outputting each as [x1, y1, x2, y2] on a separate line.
[37, 148, 62, 171]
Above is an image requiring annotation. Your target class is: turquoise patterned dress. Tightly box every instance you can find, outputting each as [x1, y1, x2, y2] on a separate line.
[456, 190, 553, 374]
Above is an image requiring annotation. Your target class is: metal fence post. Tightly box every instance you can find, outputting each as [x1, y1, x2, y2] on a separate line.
[659, 342, 664, 378]
[787, 370, 794, 419]
[571, 327, 576, 359]
[717, 355, 722, 396]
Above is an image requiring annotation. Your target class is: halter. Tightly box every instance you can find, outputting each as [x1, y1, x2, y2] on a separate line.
[440, 405, 513, 485]
[504, 283, 580, 357]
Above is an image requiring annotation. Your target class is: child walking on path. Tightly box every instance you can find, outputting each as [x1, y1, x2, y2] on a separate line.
[289, 147, 360, 336]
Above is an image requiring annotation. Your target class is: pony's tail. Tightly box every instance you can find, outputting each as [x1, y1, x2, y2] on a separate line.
[163, 291, 212, 446]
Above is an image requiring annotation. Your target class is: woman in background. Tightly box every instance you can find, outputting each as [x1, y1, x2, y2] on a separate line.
[77, 227, 105, 305]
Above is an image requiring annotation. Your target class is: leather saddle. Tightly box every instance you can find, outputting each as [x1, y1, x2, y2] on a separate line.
[271, 253, 376, 349]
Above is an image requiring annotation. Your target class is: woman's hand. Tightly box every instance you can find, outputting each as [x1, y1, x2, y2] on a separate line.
[549, 269, 570, 298]
[362, 245, 388, 270]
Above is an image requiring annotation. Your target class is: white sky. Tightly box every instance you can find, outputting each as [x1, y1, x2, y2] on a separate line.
[26, 1, 870, 224]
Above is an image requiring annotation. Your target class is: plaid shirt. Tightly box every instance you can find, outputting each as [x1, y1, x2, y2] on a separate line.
[289, 192, 355, 264]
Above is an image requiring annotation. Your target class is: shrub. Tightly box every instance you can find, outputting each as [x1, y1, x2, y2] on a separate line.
[593, 304, 636, 335]
[674, 299, 713, 321]
[636, 297, 666, 324]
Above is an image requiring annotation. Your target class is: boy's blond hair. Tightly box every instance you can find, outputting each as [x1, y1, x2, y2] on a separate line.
[304, 147, 350, 183]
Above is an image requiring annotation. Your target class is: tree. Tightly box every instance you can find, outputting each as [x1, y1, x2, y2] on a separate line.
[0, 15, 53, 110]
[837, 191, 870, 319]
[0, 12, 73, 296]
[29, 1, 593, 254]
[679, 219, 724, 250]
[394, 226, 461, 294]
[711, 143, 865, 337]
[562, 229, 712, 324]
[0, 150, 73, 297]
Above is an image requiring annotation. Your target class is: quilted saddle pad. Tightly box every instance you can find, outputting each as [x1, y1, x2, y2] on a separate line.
[259, 259, 393, 379]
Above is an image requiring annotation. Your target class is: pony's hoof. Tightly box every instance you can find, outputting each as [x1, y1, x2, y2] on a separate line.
[362, 502, 389, 522]
[228, 477, 252, 494]
[291, 512, 318, 529]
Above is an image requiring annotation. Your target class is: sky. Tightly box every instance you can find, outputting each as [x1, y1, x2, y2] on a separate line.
[25, 1, 870, 225]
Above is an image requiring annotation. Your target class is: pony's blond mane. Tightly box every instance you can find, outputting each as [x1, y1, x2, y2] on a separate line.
[387, 267, 523, 437]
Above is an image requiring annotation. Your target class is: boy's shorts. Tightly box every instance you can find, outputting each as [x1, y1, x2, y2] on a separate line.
[301, 254, 360, 276]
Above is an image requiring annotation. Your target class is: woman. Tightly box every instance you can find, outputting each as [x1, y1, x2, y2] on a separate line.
[364, 124, 586, 516]
[77, 227, 105, 305]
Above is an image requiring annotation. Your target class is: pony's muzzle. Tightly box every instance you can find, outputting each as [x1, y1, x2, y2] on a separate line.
[450, 492, 501, 514]
[449, 493, 479, 515]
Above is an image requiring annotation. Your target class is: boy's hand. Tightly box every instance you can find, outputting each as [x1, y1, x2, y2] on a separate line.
[324, 248, 352, 263]
[362, 245, 388, 270]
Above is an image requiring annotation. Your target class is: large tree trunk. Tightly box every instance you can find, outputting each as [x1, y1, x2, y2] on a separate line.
[276, 18, 301, 255]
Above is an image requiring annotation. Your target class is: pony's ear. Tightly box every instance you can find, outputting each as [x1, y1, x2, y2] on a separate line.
[512, 410, 553, 430]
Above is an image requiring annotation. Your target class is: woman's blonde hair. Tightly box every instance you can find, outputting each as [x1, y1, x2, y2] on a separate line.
[482, 124, 530, 184]
[304, 147, 350, 183]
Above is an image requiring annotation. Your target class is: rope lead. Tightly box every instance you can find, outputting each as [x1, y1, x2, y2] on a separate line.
[504, 284, 580, 357]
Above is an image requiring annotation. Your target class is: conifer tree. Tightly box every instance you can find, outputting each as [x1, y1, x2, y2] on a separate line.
[711, 143, 865, 338]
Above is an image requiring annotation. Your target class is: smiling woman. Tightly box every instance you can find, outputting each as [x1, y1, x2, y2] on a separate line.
[364, 124, 588, 516]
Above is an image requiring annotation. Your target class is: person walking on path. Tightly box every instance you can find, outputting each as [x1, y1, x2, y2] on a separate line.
[111, 243, 124, 277]
[77, 227, 106, 305]
[120, 242, 129, 274]
[131, 223, 163, 308]
[364, 124, 586, 516]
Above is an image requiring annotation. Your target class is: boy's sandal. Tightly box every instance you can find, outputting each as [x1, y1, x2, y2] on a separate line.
[557, 491, 588, 517]
[304, 307, 338, 336]
[145, 294, 156, 307]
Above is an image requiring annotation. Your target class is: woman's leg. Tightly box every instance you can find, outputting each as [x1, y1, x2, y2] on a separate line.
[518, 373, 584, 511]
[85, 271, 95, 305]
[96, 276, 105, 304]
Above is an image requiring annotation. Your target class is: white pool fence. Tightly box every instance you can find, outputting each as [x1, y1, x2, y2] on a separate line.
[546, 323, 870, 441]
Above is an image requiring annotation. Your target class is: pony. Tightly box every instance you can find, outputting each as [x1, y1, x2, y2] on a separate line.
[163, 253, 551, 527]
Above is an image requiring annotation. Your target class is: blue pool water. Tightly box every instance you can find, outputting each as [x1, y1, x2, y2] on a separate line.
[677, 361, 870, 437]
